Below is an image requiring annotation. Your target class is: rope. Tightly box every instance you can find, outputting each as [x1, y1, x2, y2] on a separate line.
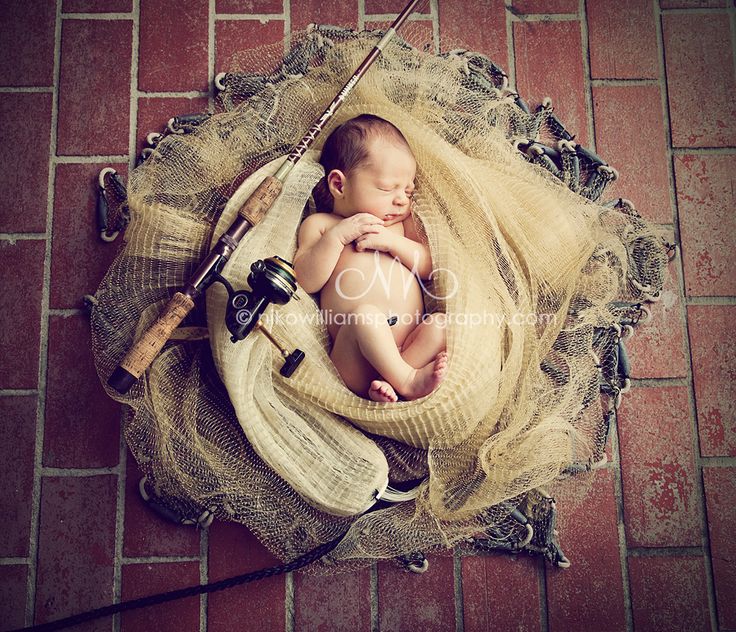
[14, 537, 342, 632]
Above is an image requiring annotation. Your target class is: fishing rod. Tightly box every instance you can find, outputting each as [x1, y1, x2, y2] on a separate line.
[108, 0, 423, 394]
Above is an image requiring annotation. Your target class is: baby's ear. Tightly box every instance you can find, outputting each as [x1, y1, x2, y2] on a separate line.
[326, 169, 346, 197]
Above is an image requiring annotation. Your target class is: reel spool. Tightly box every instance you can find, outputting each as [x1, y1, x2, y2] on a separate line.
[218, 256, 305, 377]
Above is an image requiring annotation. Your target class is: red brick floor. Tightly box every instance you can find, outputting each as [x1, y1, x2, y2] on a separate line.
[1, 0, 735, 630]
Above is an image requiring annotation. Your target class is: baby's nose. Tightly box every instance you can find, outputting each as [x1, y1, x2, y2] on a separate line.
[394, 192, 410, 205]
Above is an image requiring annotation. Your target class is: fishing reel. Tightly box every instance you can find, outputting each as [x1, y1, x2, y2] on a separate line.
[213, 256, 305, 377]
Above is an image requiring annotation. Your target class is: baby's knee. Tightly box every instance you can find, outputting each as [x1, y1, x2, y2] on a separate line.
[424, 314, 448, 345]
[424, 313, 448, 332]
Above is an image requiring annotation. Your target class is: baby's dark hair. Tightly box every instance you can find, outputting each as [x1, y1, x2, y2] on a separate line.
[312, 114, 411, 211]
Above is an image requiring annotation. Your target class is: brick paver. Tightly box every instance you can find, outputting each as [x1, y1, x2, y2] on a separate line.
[462, 554, 543, 632]
[688, 305, 736, 457]
[294, 567, 372, 632]
[591, 84, 673, 224]
[545, 469, 627, 632]
[50, 163, 126, 309]
[0, 0, 55, 86]
[675, 154, 736, 297]
[57, 19, 133, 156]
[587, 0, 660, 80]
[2, 1, 734, 630]
[0, 92, 52, 233]
[617, 386, 701, 547]
[662, 12, 736, 148]
[139, 0, 209, 93]
[0, 240, 45, 389]
[628, 555, 711, 632]
[513, 19, 590, 147]
[703, 467, 736, 630]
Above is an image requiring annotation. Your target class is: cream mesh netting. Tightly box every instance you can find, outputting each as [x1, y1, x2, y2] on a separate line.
[90, 24, 669, 569]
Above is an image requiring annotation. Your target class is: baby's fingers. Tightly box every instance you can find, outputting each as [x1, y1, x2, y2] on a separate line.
[356, 214, 383, 228]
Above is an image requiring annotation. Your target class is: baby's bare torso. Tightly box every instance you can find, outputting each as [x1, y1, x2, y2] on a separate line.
[318, 214, 424, 345]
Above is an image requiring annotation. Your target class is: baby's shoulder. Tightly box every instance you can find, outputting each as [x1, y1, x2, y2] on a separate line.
[297, 212, 339, 246]
[301, 211, 340, 231]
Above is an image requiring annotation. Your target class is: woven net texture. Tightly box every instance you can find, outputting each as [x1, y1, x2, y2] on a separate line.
[90, 24, 669, 571]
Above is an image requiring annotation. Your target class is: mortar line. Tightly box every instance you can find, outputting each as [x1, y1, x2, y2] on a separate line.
[40, 466, 120, 476]
[370, 562, 379, 632]
[685, 296, 736, 305]
[358, 0, 365, 31]
[285, 571, 295, 632]
[579, 0, 596, 153]
[660, 5, 734, 13]
[208, 0, 215, 115]
[611, 434, 634, 632]
[214, 13, 286, 21]
[122, 555, 203, 564]
[25, 0, 62, 625]
[48, 308, 85, 317]
[128, 0, 140, 173]
[0, 389, 38, 396]
[112, 410, 127, 632]
[138, 90, 210, 98]
[671, 146, 736, 154]
[701, 456, 736, 466]
[54, 154, 130, 164]
[429, 0, 439, 54]
[0, 558, 30, 566]
[627, 546, 704, 556]
[654, 3, 720, 630]
[0, 87, 54, 93]
[199, 527, 208, 632]
[505, 0, 517, 94]
[0, 233, 46, 241]
[283, 0, 290, 59]
[629, 376, 689, 387]
[61, 12, 133, 20]
[360, 13, 433, 21]
[590, 78, 659, 86]
[508, 13, 578, 22]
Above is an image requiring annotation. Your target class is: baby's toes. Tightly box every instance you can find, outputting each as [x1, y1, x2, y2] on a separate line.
[434, 355, 448, 376]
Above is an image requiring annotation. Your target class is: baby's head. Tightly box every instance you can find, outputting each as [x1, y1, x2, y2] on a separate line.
[315, 114, 416, 226]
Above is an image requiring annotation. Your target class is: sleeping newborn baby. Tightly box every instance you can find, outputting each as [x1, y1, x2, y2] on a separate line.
[293, 114, 447, 402]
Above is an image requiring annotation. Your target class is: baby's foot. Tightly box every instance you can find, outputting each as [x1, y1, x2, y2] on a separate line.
[399, 351, 448, 400]
[368, 380, 398, 403]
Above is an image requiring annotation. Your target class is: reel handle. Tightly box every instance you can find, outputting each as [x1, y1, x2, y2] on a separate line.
[108, 291, 195, 394]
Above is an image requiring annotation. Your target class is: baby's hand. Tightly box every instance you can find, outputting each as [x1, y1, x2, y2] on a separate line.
[354, 225, 396, 253]
[328, 213, 383, 246]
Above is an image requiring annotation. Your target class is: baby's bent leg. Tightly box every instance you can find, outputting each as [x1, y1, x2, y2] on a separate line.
[335, 304, 446, 400]
[330, 323, 381, 398]
[400, 314, 447, 369]
[344, 304, 416, 393]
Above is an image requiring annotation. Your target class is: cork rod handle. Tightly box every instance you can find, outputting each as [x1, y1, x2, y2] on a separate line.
[107, 292, 195, 393]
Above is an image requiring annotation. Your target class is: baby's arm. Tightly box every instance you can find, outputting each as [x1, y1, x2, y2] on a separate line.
[354, 213, 432, 278]
[294, 213, 384, 293]
[293, 214, 343, 293]
[390, 214, 433, 280]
